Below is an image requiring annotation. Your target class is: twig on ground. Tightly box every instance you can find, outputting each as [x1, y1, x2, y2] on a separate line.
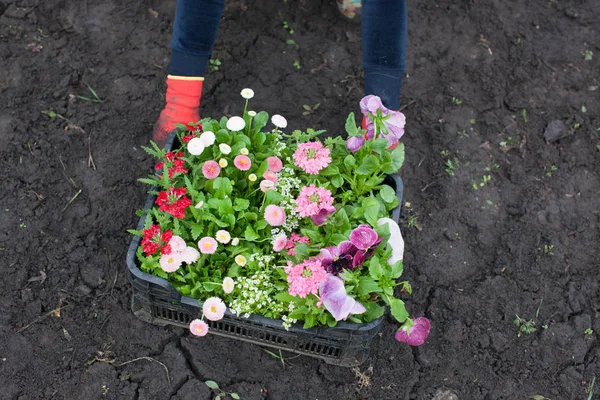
[400, 100, 416, 111]
[16, 304, 72, 333]
[115, 357, 171, 383]
[62, 189, 83, 212]
[88, 134, 96, 170]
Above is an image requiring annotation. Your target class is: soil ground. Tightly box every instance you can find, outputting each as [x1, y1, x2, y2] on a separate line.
[1, 0, 599, 399]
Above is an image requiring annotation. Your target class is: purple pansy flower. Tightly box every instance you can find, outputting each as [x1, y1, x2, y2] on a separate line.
[394, 317, 431, 346]
[360, 95, 406, 147]
[346, 136, 364, 153]
[318, 274, 366, 321]
[311, 204, 336, 226]
[320, 241, 358, 275]
[349, 224, 382, 268]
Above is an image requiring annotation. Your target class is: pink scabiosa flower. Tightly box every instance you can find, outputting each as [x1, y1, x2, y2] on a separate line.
[169, 236, 187, 253]
[294, 184, 336, 225]
[189, 319, 209, 337]
[293, 141, 331, 175]
[260, 180, 275, 192]
[360, 95, 406, 148]
[222, 277, 235, 294]
[285, 257, 327, 298]
[267, 156, 283, 172]
[203, 297, 226, 321]
[264, 205, 286, 226]
[395, 317, 431, 346]
[234, 155, 252, 171]
[202, 160, 221, 179]
[159, 252, 182, 273]
[263, 171, 278, 183]
[198, 237, 218, 254]
[272, 234, 288, 252]
[318, 274, 366, 321]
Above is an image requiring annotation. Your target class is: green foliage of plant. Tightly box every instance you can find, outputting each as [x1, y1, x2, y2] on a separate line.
[205, 380, 240, 400]
[514, 315, 537, 337]
[209, 58, 222, 72]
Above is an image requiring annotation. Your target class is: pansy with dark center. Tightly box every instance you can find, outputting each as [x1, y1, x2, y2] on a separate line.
[349, 224, 382, 268]
[320, 241, 358, 275]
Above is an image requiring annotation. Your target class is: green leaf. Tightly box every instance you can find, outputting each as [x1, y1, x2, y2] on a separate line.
[386, 142, 405, 173]
[244, 225, 259, 241]
[252, 131, 266, 147]
[333, 208, 351, 234]
[231, 394, 241, 400]
[389, 298, 409, 323]
[213, 177, 233, 196]
[356, 154, 380, 175]
[321, 165, 340, 176]
[331, 175, 344, 188]
[244, 212, 258, 221]
[368, 257, 384, 280]
[379, 185, 396, 203]
[215, 396, 221, 400]
[345, 112, 358, 136]
[344, 154, 356, 168]
[252, 111, 269, 133]
[363, 302, 385, 321]
[370, 138, 389, 153]
[357, 276, 381, 296]
[390, 260, 404, 278]
[138, 177, 160, 186]
[293, 243, 309, 258]
[233, 198, 250, 213]
[274, 292, 295, 302]
[303, 314, 317, 329]
[363, 196, 381, 226]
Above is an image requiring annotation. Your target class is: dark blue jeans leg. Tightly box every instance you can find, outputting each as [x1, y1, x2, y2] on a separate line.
[168, 0, 225, 76]
[362, 0, 408, 110]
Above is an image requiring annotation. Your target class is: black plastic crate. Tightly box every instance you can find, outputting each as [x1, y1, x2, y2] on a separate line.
[126, 136, 404, 367]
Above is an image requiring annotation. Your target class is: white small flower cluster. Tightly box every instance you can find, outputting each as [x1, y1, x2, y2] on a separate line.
[229, 271, 286, 318]
[271, 132, 287, 157]
[248, 253, 275, 268]
[281, 303, 297, 331]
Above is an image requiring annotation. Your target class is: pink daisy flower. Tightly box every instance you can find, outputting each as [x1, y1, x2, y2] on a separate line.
[180, 246, 200, 264]
[260, 180, 275, 192]
[234, 155, 252, 171]
[202, 160, 221, 180]
[285, 257, 327, 298]
[198, 237, 218, 254]
[293, 141, 331, 175]
[159, 253, 182, 273]
[203, 297, 226, 321]
[267, 156, 283, 172]
[272, 235, 288, 252]
[189, 319, 209, 337]
[169, 236, 187, 253]
[264, 205, 286, 226]
[263, 171, 278, 183]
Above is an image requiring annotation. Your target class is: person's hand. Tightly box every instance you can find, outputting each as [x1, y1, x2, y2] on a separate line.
[153, 76, 204, 148]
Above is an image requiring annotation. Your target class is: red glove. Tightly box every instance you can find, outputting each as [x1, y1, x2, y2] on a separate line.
[153, 76, 204, 147]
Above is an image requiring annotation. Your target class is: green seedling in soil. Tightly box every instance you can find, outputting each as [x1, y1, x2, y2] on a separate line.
[470, 118, 477, 125]
[499, 135, 521, 153]
[514, 315, 537, 337]
[282, 21, 294, 35]
[262, 348, 300, 369]
[440, 149, 450, 157]
[585, 328, 593, 335]
[77, 84, 104, 103]
[582, 50, 593, 61]
[587, 377, 596, 400]
[444, 157, 459, 176]
[521, 109, 528, 123]
[205, 380, 241, 400]
[42, 110, 68, 121]
[544, 165, 558, 177]
[541, 244, 554, 255]
[302, 103, 320, 116]
[293, 60, 302, 70]
[407, 214, 422, 230]
[286, 38, 299, 49]
[529, 395, 550, 400]
[581, 105, 587, 113]
[472, 175, 492, 190]
[451, 97, 462, 105]
[209, 58, 222, 72]
[19, 222, 26, 228]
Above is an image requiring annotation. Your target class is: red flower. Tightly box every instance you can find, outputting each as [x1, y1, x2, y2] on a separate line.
[156, 187, 192, 219]
[168, 159, 188, 178]
[182, 135, 195, 143]
[155, 161, 165, 170]
[164, 151, 176, 161]
[141, 224, 173, 256]
[156, 152, 188, 178]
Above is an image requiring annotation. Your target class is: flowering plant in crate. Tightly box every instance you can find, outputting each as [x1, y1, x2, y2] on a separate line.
[130, 90, 430, 346]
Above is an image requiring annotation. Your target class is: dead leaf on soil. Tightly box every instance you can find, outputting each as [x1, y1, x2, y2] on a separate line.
[27, 270, 47, 284]
[352, 366, 373, 391]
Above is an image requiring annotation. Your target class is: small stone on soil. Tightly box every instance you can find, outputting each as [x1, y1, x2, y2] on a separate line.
[543, 120, 568, 143]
